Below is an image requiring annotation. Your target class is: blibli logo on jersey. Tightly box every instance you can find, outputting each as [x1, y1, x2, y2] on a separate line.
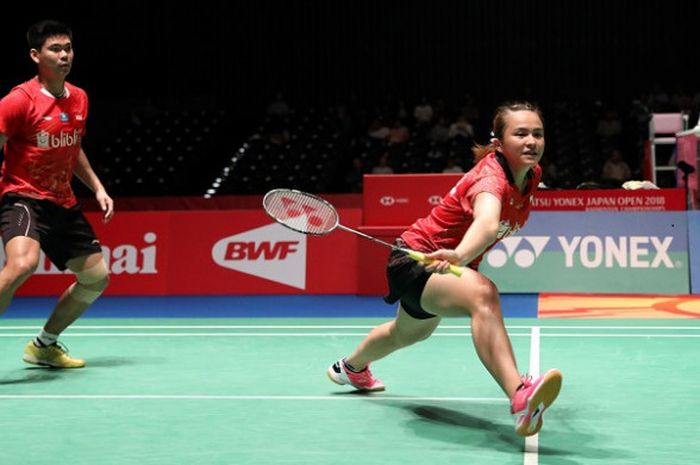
[496, 220, 522, 239]
[211, 222, 306, 289]
[486, 236, 550, 268]
[36, 129, 81, 149]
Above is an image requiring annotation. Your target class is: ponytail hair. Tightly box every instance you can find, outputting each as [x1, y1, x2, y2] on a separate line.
[471, 101, 544, 161]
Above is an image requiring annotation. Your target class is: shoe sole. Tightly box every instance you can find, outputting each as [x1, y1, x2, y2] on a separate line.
[516, 369, 562, 437]
[326, 367, 385, 392]
[22, 354, 85, 369]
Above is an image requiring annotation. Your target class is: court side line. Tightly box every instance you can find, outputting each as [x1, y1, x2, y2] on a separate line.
[0, 332, 516, 337]
[0, 394, 507, 402]
[2, 324, 699, 330]
[524, 326, 540, 465]
[1, 332, 700, 338]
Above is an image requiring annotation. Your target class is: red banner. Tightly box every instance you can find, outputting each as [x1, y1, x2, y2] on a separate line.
[363, 174, 462, 226]
[13, 209, 361, 296]
[532, 188, 686, 211]
[363, 174, 686, 227]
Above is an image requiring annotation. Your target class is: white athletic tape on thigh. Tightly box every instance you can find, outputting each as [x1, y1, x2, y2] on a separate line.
[74, 260, 109, 285]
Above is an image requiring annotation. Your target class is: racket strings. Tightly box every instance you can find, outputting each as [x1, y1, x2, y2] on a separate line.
[263, 190, 338, 235]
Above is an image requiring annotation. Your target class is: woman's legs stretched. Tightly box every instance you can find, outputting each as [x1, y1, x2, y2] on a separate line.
[345, 306, 441, 371]
[420, 268, 522, 397]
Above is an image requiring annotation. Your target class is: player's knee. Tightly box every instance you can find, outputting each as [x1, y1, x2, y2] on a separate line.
[471, 279, 501, 319]
[7, 257, 39, 282]
[70, 260, 109, 303]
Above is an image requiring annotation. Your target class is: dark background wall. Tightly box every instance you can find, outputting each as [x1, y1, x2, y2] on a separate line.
[2, 0, 698, 113]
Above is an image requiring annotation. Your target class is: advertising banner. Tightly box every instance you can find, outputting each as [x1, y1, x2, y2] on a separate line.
[480, 212, 689, 293]
[688, 211, 700, 294]
[363, 174, 686, 227]
[6, 207, 692, 296]
[9, 209, 361, 296]
[531, 189, 686, 211]
[363, 173, 460, 226]
[6, 212, 170, 296]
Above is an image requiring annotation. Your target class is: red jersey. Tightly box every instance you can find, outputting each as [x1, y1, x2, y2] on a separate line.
[0, 77, 88, 208]
[401, 152, 542, 269]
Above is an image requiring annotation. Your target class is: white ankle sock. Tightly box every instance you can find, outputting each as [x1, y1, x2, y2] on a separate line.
[35, 330, 59, 347]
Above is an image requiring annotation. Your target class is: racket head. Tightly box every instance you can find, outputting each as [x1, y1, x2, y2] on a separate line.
[262, 188, 340, 236]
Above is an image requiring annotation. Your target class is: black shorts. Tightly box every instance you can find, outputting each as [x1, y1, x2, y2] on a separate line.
[383, 239, 437, 320]
[0, 193, 102, 270]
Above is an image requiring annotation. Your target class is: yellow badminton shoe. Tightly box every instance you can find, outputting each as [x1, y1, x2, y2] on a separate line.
[23, 341, 85, 368]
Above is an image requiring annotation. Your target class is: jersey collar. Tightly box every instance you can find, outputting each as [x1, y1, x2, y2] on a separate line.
[494, 151, 533, 194]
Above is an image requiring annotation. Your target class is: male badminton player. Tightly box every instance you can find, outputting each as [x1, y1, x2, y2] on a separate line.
[328, 101, 562, 437]
[0, 20, 113, 368]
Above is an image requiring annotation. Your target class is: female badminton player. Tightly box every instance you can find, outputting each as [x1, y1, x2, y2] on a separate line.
[327, 101, 562, 437]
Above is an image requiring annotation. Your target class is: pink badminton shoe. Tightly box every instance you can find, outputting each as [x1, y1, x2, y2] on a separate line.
[510, 368, 563, 436]
[327, 359, 385, 392]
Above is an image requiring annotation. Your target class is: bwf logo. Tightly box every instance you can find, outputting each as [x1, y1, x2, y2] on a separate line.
[486, 236, 550, 268]
[211, 223, 307, 289]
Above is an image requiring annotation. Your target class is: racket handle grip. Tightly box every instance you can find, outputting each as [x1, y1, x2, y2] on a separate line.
[406, 250, 463, 277]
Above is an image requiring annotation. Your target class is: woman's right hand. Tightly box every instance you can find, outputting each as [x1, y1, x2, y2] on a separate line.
[422, 249, 461, 274]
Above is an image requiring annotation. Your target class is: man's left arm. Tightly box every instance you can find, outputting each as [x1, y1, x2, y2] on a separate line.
[73, 148, 114, 222]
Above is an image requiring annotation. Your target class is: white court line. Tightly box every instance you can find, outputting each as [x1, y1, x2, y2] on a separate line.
[540, 333, 700, 338]
[516, 325, 700, 330]
[1, 332, 477, 337]
[524, 326, 540, 465]
[0, 325, 395, 330]
[2, 324, 699, 330]
[1, 332, 700, 338]
[0, 394, 507, 402]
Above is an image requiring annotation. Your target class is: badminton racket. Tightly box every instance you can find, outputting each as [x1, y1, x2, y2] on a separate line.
[262, 188, 462, 277]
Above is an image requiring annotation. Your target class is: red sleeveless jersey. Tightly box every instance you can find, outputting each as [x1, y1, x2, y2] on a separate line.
[401, 152, 542, 269]
[0, 77, 88, 208]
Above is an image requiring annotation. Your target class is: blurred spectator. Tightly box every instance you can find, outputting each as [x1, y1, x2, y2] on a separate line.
[266, 92, 291, 117]
[442, 157, 464, 173]
[540, 158, 560, 188]
[388, 119, 410, 145]
[671, 87, 693, 114]
[429, 115, 451, 143]
[413, 97, 434, 125]
[371, 152, 394, 174]
[345, 157, 364, 192]
[649, 85, 670, 111]
[596, 109, 622, 139]
[448, 115, 475, 139]
[396, 99, 409, 120]
[268, 118, 290, 145]
[335, 103, 356, 136]
[367, 118, 390, 141]
[458, 93, 480, 127]
[601, 148, 632, 184]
